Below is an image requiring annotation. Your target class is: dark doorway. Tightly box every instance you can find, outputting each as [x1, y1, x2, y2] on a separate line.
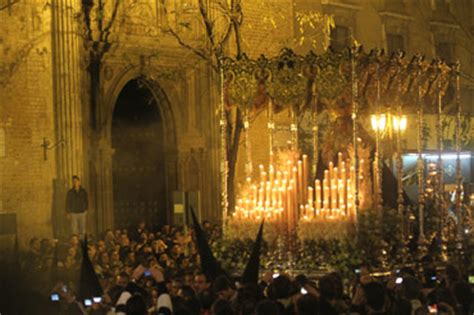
[112, 80, 166, 229]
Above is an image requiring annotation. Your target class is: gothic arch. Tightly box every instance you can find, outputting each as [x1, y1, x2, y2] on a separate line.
[102, 65, 183, 150]
[93, 65, 183, 231]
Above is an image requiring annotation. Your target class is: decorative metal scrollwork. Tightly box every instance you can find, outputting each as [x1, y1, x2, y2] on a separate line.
[222, 54, 259, 111]
[266, 48, 307, 110]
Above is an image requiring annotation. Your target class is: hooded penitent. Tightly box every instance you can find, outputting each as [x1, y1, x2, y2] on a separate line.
[242, 219, 265, 284]
[78, 236, 103, 302]
[189, 207, 228, 282]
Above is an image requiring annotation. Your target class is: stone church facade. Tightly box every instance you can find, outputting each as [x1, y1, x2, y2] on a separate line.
[0, 0, 225, 245]
[0, 0, 472, 247]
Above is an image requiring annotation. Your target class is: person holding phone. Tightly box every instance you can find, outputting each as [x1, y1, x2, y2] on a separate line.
[51, 282, 87, 315]
[115, 264, 168, 315]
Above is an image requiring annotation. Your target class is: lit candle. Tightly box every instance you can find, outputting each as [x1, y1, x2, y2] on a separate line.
[337, 152, 343, 170]
[315, 180, 321, 213]
[308, 186, 314, 208]
[347, 179, 353, 218]
[331, 178, 337, 215]
[287, 185, 293, 234]
[302, 155, 308, 201]
[323, 178, 329, 212]
[338, 179, 345, 215]
[341, 162, 347, 209]
[292, 168, 298, 204]
[329, 162, 334, 183]
[297, 160, 303, 202]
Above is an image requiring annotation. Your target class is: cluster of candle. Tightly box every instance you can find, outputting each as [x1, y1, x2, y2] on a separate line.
[230, 151, 363, 240]
[233, 152, 308, 234]
[300, 152, 361, 222]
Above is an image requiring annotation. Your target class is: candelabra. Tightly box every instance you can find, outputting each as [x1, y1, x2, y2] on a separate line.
[351, 43, 360, 224]
[415, 57, 426, 256]
[268, 99, 275, 164]
[373, 57, 383, 214]
[393, 114, 407, 252]
[435, 67, 448, 261]
[219, 67, 229, 230]
[370, 113, 386, 213]
[454, 61, 464, 257]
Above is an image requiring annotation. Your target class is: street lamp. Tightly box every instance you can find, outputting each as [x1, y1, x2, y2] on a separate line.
[392, 113, 408, 261]
[392, 115, 407, 133]
[371, 114, 387, 133]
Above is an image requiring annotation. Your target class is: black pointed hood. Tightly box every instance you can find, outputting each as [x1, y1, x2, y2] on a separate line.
[78, 236, 103, 301]
[189, 207, 228, 282]
[242, 219, 265, 284]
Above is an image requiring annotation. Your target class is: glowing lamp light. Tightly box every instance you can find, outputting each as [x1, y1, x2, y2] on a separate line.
[371, 114, 387, 132]
[392, 115, 407, 132]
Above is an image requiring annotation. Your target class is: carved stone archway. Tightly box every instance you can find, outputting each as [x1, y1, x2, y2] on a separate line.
[91, 65, 181, 233]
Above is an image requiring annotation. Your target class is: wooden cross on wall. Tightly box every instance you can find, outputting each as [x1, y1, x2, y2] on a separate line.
[0, 0, 20, 15]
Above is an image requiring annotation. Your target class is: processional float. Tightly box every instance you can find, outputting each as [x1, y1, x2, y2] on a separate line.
[219, 45, 466, 256]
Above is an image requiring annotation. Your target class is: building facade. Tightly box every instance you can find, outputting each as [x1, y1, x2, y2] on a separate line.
[0, 0, 472, 247]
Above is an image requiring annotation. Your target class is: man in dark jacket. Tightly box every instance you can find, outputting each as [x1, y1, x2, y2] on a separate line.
[66, 176, 88, 238]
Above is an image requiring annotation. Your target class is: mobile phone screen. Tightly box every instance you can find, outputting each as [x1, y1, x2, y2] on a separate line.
[395, 277, 403, 284]
[51, 293, 60, 301]
[84, 299, 92, 306]
[93, 297, 102, 303]
[427, 304, 437, 313]
[468, 275, 474, 284]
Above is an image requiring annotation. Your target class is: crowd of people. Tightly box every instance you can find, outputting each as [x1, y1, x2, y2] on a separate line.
[4, 220, 474, 315]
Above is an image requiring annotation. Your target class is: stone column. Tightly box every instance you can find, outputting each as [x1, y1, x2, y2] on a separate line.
[94, 138, 114, 232]
[206, 66, 222, 222]
[51, 0, 84, 237]
[165, 151, 179, 223]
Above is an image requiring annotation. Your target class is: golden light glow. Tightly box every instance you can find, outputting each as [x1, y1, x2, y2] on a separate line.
[392, 115, 407, 132]
[371, 114, 387, 132]
[229, 150, 362, 239]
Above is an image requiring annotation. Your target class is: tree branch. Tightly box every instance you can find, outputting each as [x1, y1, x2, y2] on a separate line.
[81, 0, 94, 42]
[230, 1, 243, 58]
[163, 28, 217, 72]
[97, 0, 104, 38]
[102, 0, 120, 44]
[218, 20, 233, 49]
[198, 0, 217, 50]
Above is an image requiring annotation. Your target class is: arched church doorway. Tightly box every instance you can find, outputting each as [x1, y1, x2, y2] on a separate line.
[111, 79, 166, 229]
